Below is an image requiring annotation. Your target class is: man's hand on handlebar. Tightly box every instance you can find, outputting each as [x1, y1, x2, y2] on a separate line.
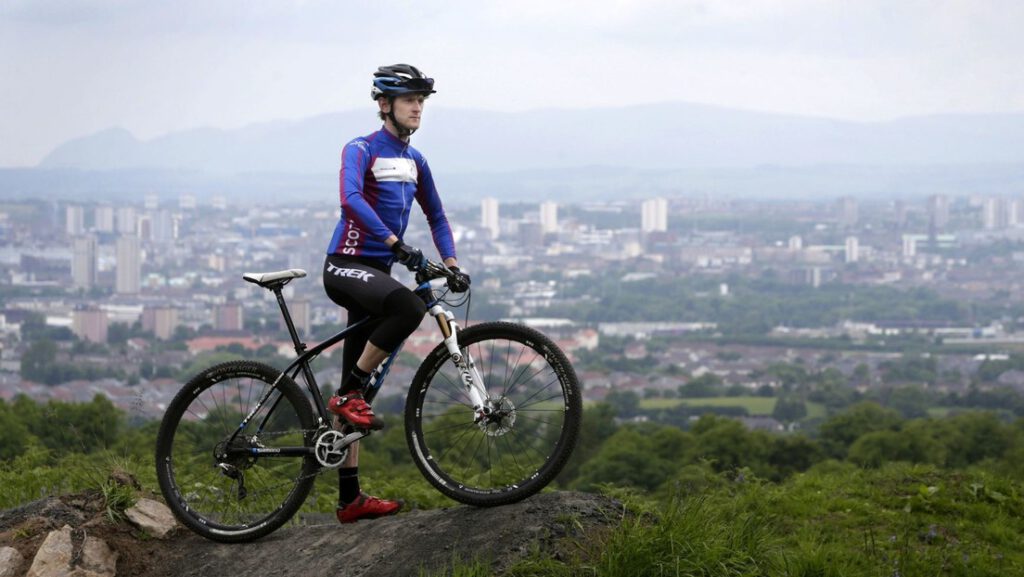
[447, 266, 471, 293]
[391, 240, 424, 270]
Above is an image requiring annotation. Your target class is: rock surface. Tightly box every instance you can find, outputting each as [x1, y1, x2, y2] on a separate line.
[79, 535, 118, 577]
[26, 524, 118, 577]
[0, 546, 24, 577]
[3, 491, 619, 577]
[158, 492, 619, 577]
[25, 525, 75, 577]
[125, 499, 177, 539]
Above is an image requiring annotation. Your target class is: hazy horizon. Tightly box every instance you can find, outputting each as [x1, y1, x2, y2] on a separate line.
[3, 1, 1024, 167]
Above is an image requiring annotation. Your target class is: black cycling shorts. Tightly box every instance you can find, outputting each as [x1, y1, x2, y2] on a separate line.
[322, 255, 427, 373]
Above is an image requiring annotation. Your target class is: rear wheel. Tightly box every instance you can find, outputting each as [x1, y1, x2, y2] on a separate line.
[155, 361, 319, 543]
[405, 322, 581, 506]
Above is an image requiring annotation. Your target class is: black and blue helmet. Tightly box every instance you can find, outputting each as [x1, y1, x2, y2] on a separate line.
[371, 64, 436, 100]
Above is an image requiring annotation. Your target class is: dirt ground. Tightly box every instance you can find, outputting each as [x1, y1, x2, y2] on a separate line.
[1, 491, 622, 577]
[0, 491, 184, 576]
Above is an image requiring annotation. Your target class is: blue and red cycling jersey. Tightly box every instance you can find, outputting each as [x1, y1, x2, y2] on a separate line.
[326, 128, 456, 263]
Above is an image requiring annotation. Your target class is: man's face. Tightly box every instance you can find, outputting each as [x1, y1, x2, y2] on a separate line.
[382, 94, 425, 130]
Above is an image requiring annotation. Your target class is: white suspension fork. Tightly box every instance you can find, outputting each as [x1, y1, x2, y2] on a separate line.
[428, 305, 490, 415]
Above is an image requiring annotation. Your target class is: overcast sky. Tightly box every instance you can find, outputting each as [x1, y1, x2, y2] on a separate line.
[2, 0, 1023, 167]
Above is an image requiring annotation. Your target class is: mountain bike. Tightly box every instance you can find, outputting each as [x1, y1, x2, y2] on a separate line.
[155, 259, 581, 543]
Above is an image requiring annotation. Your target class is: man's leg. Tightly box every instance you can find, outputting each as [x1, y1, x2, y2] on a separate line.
[322, 257, 421, 521]
[330, 288, 426, 430]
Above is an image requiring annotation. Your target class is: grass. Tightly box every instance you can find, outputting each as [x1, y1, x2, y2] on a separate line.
[6, 436, 1024, 576]
[99, 478, 137, 523]
[0, 447, 157, 510]
[432, 462, 1024, 576]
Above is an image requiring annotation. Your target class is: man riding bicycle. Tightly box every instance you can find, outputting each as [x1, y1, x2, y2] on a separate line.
[322, 64, 470, 523]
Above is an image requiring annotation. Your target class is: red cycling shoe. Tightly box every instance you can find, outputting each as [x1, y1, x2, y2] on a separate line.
[336, 493, 404, 524]
[327, 392, 385, 430]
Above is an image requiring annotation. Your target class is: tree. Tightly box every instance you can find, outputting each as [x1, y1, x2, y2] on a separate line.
[847, 430, 913, 468]
[648, 426, 696, 462]
[679, 373, 723, 398]
[817, 402, 903, 459]
[879, 354, 937, 386]
[772, 396, 807, 423]
[20, 339, 59, 384]
[767, 435, 824, 480]
[690, 415, 772, 476]
[808, 382, 855, 413]
[11, 395, 123, 455]
[604, 390, 640, 418]
[885, 385, 931, 419]
[928, 412, 1015, 468]
[0, 400, 31, 460]
[764, 363, 809, 392]
[852, 363, 871, 385]
[558, 403, 618, 485]
[574, 426, 678, 491]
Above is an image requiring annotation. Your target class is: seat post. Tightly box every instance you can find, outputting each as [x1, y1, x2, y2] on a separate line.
[273, 287, 306, 354]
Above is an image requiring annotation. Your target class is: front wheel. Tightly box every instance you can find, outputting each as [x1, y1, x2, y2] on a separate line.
[405, 322, 582, 506]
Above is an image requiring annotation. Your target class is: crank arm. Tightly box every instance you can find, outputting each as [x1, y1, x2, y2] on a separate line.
[331, 429, 369, 451]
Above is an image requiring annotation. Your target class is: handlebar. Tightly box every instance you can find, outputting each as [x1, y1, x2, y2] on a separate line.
[410, 259, 458, 285]
[407, 259, 472, 295]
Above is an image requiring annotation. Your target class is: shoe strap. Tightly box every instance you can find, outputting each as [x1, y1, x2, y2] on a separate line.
[335, 393, 363, 406]
[340, 396, 375, 415]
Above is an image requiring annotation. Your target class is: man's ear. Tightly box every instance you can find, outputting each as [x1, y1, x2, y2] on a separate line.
[378, 98, 391, 114]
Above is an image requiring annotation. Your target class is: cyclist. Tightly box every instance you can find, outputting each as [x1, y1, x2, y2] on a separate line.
[322, 63, 470, 523]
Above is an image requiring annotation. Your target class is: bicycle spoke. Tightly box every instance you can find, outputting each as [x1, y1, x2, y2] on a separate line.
[422, 419, 478, 435]
[517, 390, 565, 410]
[498, 433, 527, 477]
[424, 398, 473, 407]
[504, 360, 549, 400]
[500, 342, 528, 399]
[516, 413, 555, 427]
[434, 423, 479, 464]
[407, 323, 580, 506]
[159, 361, 318, 541]
[435, 370, 474, 407]
[515, 377, 562, 409]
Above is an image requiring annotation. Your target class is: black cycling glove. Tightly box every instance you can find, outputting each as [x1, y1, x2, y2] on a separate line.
[448, 266, 471, 293]
[391, 240, 424, 270]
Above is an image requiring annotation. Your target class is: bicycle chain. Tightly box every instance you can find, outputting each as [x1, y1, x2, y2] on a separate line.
[184, 426, 338, 508]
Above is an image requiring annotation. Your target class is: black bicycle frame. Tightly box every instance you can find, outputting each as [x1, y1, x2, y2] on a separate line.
[227, 281, 439, 459]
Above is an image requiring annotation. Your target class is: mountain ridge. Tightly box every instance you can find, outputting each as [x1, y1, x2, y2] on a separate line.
[38, 103, 1024, 176]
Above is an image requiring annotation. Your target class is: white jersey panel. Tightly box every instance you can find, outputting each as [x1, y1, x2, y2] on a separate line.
[371, 157, 418, 183]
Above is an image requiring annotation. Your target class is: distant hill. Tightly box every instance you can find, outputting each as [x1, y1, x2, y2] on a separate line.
[7, 103, 1024, 203]
[39, 104, 1024, 174]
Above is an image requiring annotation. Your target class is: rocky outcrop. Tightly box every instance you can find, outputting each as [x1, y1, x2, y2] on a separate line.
[165, 491, 620, 577]
[26, 525, 118, 577]
[3, 491, 621, 577]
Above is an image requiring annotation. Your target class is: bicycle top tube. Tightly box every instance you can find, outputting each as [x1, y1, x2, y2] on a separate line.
[246, 257, 462, 385]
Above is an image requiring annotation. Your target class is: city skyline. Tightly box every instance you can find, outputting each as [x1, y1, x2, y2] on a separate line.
[6, 190, 1024, 425]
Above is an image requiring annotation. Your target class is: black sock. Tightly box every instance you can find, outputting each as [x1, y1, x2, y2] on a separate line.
[337, 366, 371, 396]
[338, 467, 360, 505]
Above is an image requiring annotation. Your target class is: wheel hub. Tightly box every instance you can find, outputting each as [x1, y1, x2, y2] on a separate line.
[478, 397, 516, 437]
[214, 436, 256, 470]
